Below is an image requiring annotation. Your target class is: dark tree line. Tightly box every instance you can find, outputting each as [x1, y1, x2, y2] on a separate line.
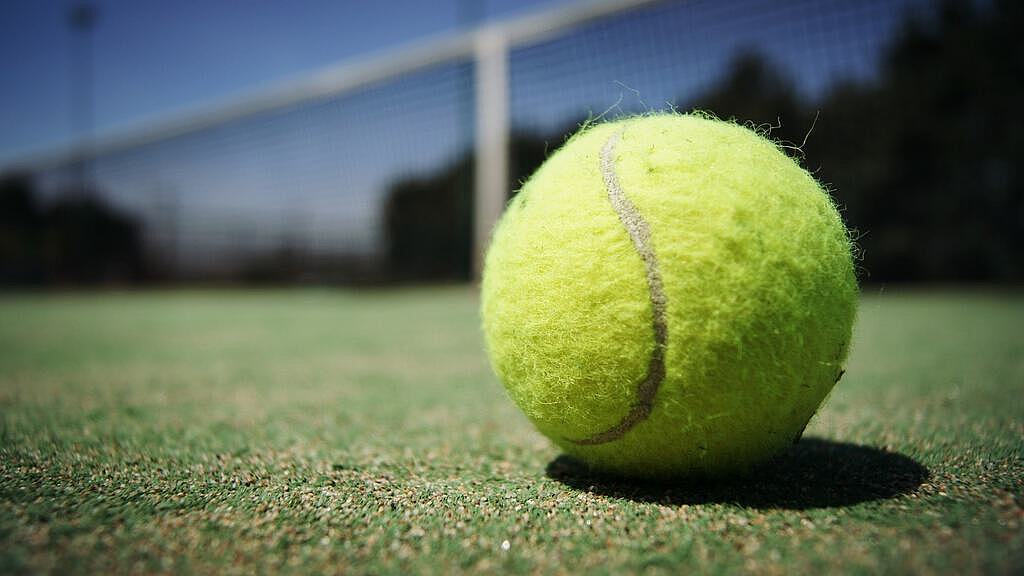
[385, 0, 1022, 283]
[689, 0, 1023, 281]
[384, 135, 550, 281]
[2, 1, 1019, 286]
[0, 173, 146, 285]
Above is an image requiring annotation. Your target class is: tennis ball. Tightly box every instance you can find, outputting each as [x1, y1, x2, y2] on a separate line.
[480, 113, 857, 479]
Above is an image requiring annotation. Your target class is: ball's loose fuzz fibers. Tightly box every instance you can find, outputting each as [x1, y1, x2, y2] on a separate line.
[481, 113, 858, 479]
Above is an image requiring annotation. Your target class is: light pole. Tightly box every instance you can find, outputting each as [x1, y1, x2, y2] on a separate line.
[69, 2, 97, 197]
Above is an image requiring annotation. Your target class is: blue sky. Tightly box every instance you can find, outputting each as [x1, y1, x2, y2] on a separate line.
[0, 0, 934, 165]
[0, 0, 572, 164]
[1, 0, 940, 261]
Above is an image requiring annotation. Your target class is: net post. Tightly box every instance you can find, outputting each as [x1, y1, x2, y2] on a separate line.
[472, 26, 509, 281]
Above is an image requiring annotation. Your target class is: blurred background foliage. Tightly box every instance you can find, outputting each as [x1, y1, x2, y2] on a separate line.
[1, 0, 1021, 286]
[386, 0, 1022, 284]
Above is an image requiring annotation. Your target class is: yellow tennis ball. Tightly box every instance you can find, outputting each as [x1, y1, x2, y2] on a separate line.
[481, 113, 858, 478]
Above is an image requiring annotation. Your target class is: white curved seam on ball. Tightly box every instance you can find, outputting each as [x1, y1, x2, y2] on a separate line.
[569, 128, 669, 446]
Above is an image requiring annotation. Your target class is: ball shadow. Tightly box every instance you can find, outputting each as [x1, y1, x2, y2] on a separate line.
[545, 438, 929, 510]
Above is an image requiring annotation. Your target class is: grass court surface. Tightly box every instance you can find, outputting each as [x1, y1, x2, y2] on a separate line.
[1, 288, 1021, 574]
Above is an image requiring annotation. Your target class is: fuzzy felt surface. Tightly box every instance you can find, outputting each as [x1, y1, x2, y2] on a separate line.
[480, 113, 858, 478]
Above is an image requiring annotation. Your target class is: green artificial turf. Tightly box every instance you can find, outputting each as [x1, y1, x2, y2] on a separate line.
[0, 288, 1021, 574]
